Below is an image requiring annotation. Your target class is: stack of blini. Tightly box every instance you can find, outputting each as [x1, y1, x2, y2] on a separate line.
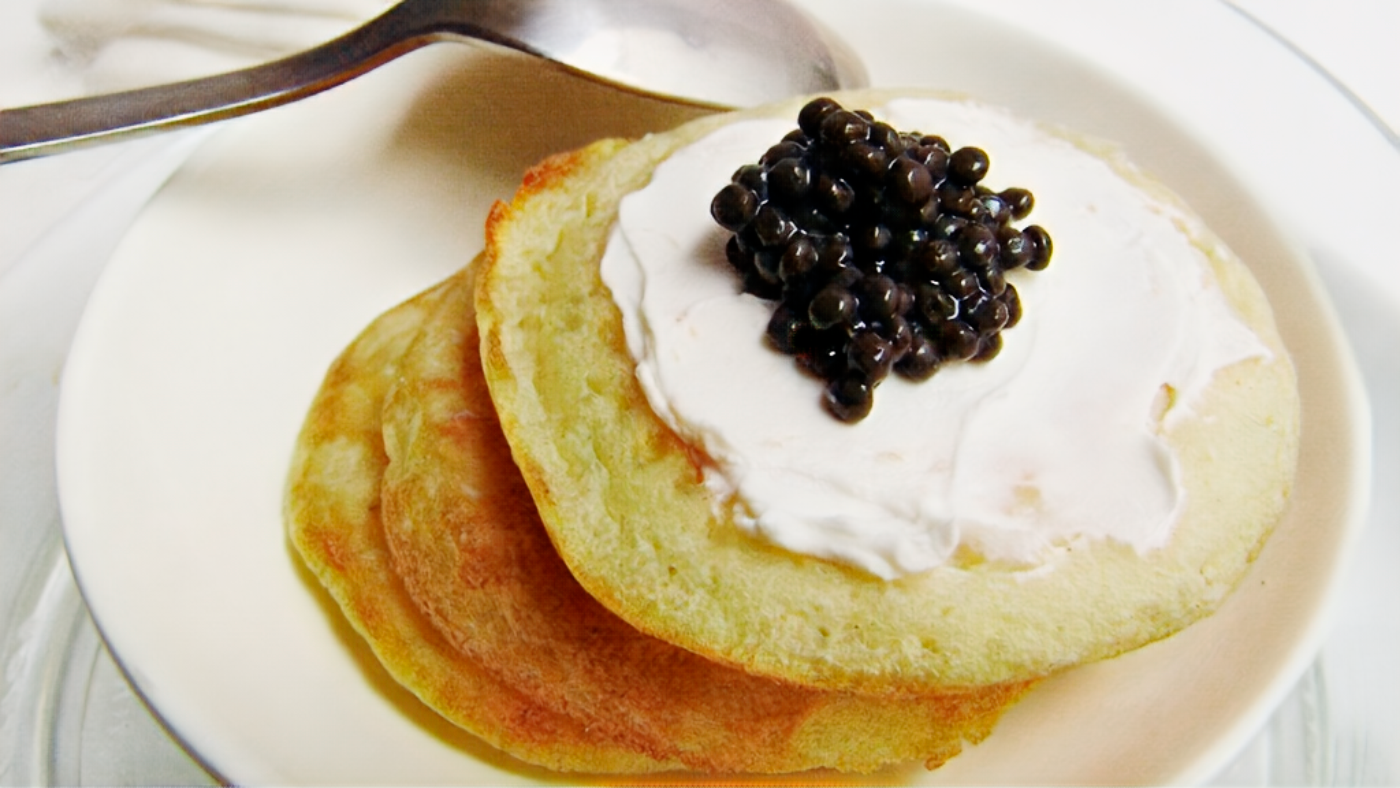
[284, 90, 1299, 775]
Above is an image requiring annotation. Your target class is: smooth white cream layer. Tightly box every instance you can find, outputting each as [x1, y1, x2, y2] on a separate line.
[600, 98, 1269, 580]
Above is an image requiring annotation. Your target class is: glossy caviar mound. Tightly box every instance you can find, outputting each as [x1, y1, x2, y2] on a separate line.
[711, 98, 1052, 421]
[476, 89, 1300, 694]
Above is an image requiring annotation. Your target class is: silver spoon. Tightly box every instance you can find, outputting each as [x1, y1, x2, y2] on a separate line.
[0, 0, 866, 165]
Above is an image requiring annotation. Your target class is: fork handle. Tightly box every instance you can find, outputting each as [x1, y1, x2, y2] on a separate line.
[0, 0, 533, 165]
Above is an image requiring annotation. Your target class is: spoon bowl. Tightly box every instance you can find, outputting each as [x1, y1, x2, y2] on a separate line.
[0, 0, 866, 164]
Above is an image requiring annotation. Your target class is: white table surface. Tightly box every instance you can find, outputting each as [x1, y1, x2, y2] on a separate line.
[2, 1, 1396, 784]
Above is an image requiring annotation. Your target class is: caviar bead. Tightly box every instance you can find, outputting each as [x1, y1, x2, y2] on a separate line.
[978, 265, 1007, 297]
[753, 248, 782, 284]
[932, 214, 968, 241]
[820, 109, 871, 146]
[768, 157, 813, 204]
[949, 146, 990, 185]
[965, 292, 1010, 333]
[896, 333, 942, 380]
[870, 121, 904, 154]
[939, 182, 979, 216]
[733, 163, 767, 197]
[711, 183, 759, 231]
[962, 197, 988, 223]
[815, 174, 855, 215]
[939, 319, 980, 360]
[1001, 284, 1022, 328]
[909, 143, 949, 178]
[894, 283, 916, 317]
[761, 140, 806, 166]
[912, 239, 960, 278]
[858, 274, 901, 323]
[725, 235, 753, 274]
[848, 329, 896, 380]
[979, 193, 1010, 225]
[855, 223, 893, 256]
[885, 314, 914, 358]
[1024, 225, 1053, 270]
[958, 224, 999, 268]
[752, 203, 796, 248]
[790, 204, 834, 235]
[798, 97, 842, 137]
[888, 156, 934, 206]
[918, 198, 942, 225]
[997, 225, 1032, 269]
[833, 264, 864, 292]
[942, 268, 980, 300]
[894, 228, 930, 262]
[973, 332, 1003, 362]
[917, 284, 959, 322]
[825, 373, 875, 422]
[813, 234, 855, 279]
[744, 268, 782, 301]
[708, 98, 1051, 422]
[766, 304, 806, 353]
[778, 236, 818, 283]
[840, 141, 889, 181]
[1000, 187, 1034, 219]
[809, 284, 858, 330]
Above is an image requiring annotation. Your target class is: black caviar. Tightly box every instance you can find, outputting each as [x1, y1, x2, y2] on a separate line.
[710, 97, 1052, 422]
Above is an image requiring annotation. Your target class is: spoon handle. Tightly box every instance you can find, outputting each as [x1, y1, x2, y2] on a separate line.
[0, 0, 535, 165]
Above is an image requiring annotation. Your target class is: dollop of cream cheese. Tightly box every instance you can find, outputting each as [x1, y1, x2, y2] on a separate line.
[600, 98, 1270, 580]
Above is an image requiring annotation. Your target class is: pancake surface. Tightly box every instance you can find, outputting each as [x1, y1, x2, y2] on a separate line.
[284, 270, 676, 773]
[288, 264, 1030, 774]
[475, 89, 1301, 694]
[378, 246, 1032, 774]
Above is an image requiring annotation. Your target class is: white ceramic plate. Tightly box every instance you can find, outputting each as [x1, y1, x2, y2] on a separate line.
[54, 1, 1371, 784]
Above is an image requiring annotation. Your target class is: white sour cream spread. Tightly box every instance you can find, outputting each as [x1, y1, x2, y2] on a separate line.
[600, 98, 1270, 580]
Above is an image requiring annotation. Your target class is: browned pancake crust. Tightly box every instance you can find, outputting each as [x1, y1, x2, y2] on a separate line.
[284, 270, 678, 773]
[379, 259, 1033, 774]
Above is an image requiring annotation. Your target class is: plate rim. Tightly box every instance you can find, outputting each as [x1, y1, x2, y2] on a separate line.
[52, 1, 1379, 783]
